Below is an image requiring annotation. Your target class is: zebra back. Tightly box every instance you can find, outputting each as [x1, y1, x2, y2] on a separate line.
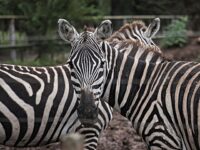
[0, 64, 112, 150]
[102, 30, 200, 149]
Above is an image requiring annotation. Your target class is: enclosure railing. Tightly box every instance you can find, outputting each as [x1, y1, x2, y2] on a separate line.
[0, 15, 27, 60]
[0, 15, 198, 61]
[100, 15, 186, 24]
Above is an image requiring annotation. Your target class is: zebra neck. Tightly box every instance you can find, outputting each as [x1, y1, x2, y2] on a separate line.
[103, 46, 167, 120]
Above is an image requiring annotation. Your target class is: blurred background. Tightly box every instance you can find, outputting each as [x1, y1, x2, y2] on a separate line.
[0, 0, 200, 66]
[0, 0, 200, 150]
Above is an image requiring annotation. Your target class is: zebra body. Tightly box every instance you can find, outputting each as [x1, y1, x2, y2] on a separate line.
[60, 19, 199, 149]
[0, 18, 161, 149]
[101, 40, 200, 149]
[0, 64, 112, 149]
[57, 19, 200, 149]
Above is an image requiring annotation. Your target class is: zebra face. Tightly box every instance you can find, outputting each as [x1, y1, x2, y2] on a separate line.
[58, 19, 112, 125]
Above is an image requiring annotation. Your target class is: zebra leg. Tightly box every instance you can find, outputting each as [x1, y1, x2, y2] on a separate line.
[60, 133, 84, 150]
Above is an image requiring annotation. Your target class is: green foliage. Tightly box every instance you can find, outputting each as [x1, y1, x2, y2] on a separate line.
[161, 17, 188, 48]
[0, 0, 24, 15]
[0, 31, 27, 45]
[0, 0, 102, 36]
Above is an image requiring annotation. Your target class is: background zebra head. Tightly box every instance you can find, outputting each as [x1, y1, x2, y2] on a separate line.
[108, 18, 161, 52]
[58, 19, 112, 125]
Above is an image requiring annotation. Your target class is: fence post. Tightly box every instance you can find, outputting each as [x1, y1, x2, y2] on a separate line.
[9, 18, 17, 61]
[123, 18, 128, 24]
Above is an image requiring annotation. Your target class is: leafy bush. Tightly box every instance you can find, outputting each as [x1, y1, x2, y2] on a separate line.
[161, 17, 188, 48]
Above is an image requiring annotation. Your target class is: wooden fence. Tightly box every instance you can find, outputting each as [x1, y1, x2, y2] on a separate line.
[0, 15, 27, 61]
[0, 15, 197, 61]
[101, 15, 186, 24]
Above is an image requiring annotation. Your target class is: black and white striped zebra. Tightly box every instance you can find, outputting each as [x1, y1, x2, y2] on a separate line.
[58, 19, 112, 125]
[57, 18, 161, 126]
[107, 18, 161, 54]
[57, 17, 161, 122]
[102, 36, 200, 149]
[101, 40, 200, 150]
[0, 63, 112, 149]
[0, 18, 159, 149]
[84, 18, 161, 54]
[61, 19, 200, 149]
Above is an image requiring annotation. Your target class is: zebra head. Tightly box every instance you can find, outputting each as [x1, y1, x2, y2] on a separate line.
[58, 19, 112, 125]
[108, 18, 160, 50]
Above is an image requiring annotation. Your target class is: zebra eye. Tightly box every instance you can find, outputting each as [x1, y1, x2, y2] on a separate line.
[101, 59, 106, 65]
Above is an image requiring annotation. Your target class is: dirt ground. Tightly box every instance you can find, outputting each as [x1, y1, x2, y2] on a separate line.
[97, 111, 147, 150]
[0, 39, 200, 150]
[163, 38, 200, 61]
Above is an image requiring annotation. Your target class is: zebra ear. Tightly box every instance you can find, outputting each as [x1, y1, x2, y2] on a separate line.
[95, 20, 112, 40]
[145, 18, 160, 38]
[58, 19, 79, 43]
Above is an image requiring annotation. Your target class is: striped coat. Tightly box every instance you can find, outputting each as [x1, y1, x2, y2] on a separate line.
[0, 64, 112, 150]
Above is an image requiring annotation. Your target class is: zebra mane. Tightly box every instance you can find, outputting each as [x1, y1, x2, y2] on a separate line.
[120, 20, 147, 32]
[129, 20, 146, 29]
[81, 23, 167, 60]
[83, 25, 88, 42]
[107, 20, 147, 42]
[117, 39, 169, 61]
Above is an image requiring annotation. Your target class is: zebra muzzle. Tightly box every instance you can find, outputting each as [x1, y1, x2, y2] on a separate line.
[77, 88, 99, 125]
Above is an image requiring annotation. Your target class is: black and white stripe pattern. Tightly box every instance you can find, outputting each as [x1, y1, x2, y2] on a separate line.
[56, 18, 199, 149]
[68, 31, 106, 99]
[100, 39, 200, 149]
[0, 64, 112, 149]
[107, 18, 161, 54]
[66, 18, 161, 101]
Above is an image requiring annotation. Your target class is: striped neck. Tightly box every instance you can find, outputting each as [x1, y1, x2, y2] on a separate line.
[102, 41, 166, 119]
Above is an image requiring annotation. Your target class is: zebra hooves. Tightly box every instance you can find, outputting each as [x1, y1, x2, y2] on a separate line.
[60, 133, 84, 150]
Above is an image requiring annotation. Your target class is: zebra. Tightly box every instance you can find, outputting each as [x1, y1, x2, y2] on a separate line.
[104, 34, 200, 150]
[0, 59, 112, 149]
[100, 40, 200, 150]
[57, 18, 161, 126]
[107, 17, 161, 54]
[59, 19, 200, 149]
[85, 18, 161, 54]
[58, 19, 112, 125]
